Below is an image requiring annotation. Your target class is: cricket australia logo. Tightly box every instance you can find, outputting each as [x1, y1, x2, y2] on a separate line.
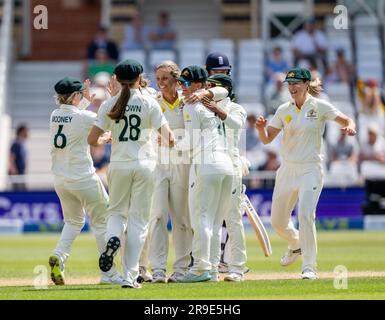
[305, 108, 318, 119]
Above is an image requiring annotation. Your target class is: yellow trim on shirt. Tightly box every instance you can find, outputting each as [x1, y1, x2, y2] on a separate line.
[292, 102, 301, 113]
[162, 98, 181, 111]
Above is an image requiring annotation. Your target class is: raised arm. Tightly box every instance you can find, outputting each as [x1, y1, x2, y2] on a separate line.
[88, 126, 109, 147]
[255, 116, 281, 145]
[334, 113, 356, 136]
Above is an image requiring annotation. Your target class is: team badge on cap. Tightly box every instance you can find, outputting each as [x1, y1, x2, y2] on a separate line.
[287, 72, 295, 78]
[183, 70, 190, 77]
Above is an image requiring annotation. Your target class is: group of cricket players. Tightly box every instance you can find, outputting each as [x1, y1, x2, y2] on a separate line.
[48, 51, 356, 288]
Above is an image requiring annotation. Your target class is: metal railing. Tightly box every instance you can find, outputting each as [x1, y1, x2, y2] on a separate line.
[0, 0, 14, 191]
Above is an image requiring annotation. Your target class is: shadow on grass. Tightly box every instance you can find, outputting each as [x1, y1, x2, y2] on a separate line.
[23, 286, 117, 292]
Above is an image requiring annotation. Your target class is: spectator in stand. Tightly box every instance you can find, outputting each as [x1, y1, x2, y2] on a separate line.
[87, 26, 119, 61]
[359, 79, 384, 116]
[265, 73, 291, 115]
[9, 124, 29, 191]
[266, 47, 289, 83]
[257, 146, 280, 189]
[122, 13, 149, 50]
[88, 49, 115, 79]
[244, 114, 264, 189]
[148, 11, 177, 50]
[245, 114, 261, 153]
[326, 49, 354, 84]
[357, 78, 385, 139]
[292, 17, 328, 70]
[84, 26, 119, 79]
[91, 144, 110, 186]
[329, 131, 359, 165]
[359, 124, 385, 165]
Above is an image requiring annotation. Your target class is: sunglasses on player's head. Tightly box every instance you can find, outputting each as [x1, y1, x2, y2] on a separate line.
[179, 81, 192, 87]
[207, 81, 223, 88]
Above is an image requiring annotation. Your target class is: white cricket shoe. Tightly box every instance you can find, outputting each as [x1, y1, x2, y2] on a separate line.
[224, 273, 244, 282]
[209, 272, 220, 282]
[152, 271, 167, 283]
[100, 272, 125, 285]
[137, 266, 153, 283]
[167, 272, 184, 283]
[302, 270, 318, 280]
[122, 280, 142, 289]
[280, 248, 301, 266]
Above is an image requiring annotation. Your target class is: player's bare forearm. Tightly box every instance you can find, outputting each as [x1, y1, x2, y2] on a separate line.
[257, 127, 272, 145]
[255, 116, 280, 144]
[335, 114, 356, 136]
[88, 126, 106, 147]
[202, 97, 227, 120]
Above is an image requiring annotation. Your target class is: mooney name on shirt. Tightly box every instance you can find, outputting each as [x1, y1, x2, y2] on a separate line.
[51, 116, 73, 123]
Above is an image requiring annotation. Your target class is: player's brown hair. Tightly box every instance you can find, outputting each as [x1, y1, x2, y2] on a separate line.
[108, 77, 139, 120]
[307, 78, 322, 97]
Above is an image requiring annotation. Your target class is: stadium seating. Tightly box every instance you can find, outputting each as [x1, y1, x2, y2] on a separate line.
[120, 49, 147, 69]
[267, 38, 294, 68]
[178, 39, 206, 67]
[207, 38, 235, 65]
[361, 161, 385, 179]
[353, 15, 383, 82]
[237, 39, 265, 103]
[148, 50, 177, 71]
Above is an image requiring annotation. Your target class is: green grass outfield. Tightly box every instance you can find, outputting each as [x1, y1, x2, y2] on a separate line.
[0, 231, 384, 300]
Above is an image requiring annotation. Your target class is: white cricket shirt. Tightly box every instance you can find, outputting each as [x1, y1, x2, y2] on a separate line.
[176, 98, 233, 174]
[96, 89, 167, 162]
[270, 95, 341, 163]
[50, 104, 96, 181]
[218, 97, 247, 168]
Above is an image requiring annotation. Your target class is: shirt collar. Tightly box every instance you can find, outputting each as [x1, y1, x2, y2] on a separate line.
[291, 94, 313, 112]
[162, 97, 181, 111]
[60, 104, 78, 111]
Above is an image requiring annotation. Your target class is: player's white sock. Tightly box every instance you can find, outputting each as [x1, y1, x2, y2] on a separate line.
[53, 223, 82, 264]
[106, 214, 126, 241]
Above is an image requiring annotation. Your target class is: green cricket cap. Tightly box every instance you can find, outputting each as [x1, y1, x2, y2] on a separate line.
[178, 65, 208, 82]
[207, 74, 233, 89]
[114, 59, 143, 81]
[284, 67, 311, 82]
[54, 77, 86, 95]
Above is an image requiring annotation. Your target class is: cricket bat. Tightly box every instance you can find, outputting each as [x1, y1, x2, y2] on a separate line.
[242, 186, 272, 257]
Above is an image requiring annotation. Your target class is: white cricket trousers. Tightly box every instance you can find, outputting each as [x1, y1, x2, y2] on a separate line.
[271, 162, 323, 272]
[224, 168, 247, 274]
[53, 174, 109, 266]
[189, 164, 233, 274]
[144, 163, 192, 274]
[105, 161, 156, 284]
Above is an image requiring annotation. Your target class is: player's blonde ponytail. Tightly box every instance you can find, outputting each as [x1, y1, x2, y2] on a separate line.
[139, 74, 151, 88]
[55, 92, 78, 105]
[108, 79, 135, 120]
[308, 78, 322, 97]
